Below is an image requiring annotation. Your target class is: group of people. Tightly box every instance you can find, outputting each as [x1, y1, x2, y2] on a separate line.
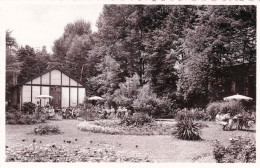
[61, 106, 82, 119]
[90, 105, 129, 119]
[36, 101, 55, 119]
[35, 100, 130, 120]
[215, 111, 256, 131]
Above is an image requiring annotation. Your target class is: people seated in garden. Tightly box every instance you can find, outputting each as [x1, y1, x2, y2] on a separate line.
[45, 102, 50, 108]
[35, 101, 41, 113]
[62, 107, 67, 119]
[48, 106, 55, 119]
[215, 112, 233, 130]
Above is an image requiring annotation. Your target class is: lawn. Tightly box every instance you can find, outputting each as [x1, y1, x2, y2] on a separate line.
[5, 119, 255, 162]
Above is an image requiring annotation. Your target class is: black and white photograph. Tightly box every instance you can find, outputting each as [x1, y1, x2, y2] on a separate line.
[1, 0, 257, 165]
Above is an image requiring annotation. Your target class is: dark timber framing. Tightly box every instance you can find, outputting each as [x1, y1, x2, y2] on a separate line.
[30, 80, 32, 102]
[20, 86, 23, 109]
[60, 72, 62, 108]
[49, 71, 51, 97]
[77, 83, 79, 105]
[40, 76, 42, 106]
[69, 77, 71, 107]
[23, 84, 83, 88]
[12, 68, 86, 110]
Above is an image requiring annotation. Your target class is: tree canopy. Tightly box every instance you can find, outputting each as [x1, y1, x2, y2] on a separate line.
[6, 5, 256, 109]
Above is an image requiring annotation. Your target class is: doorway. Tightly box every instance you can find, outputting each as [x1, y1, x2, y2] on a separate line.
[50, 86, 61, 109]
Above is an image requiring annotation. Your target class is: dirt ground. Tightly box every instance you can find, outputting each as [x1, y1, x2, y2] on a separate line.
[5, 119, 255, 162]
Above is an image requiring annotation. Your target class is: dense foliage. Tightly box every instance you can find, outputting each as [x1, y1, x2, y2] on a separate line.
[22, 102, 36, 114]
[6, 143, 151, 162]
[6, 5, 256, 111]
[174, 118, 202, 141]
[119, 114, 153, 127]
[213, 136, 256, 163]
[33, 124, 62, 135]
[175, 108, 210, 121]
[206, 101, 243, 120]
[133, 84, 173, 117]
[6, 109, 46, 125]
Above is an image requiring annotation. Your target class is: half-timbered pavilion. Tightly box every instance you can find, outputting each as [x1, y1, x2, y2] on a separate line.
[10, 68, 86, 110]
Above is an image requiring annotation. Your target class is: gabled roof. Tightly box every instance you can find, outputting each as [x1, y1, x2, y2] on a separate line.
[14, 67, 86, 87]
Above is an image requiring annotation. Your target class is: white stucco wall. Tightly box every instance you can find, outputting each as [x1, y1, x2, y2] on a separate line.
[62, 73, 70, 86]
[78, 88, 85, 105]
[41, 86, 50, 104]
[51, 70, 61, 85]
[22, 86, 31, 103]
[32, 86, 40, 104]
[70, 88, 77, 106]
[42, 72, 49, 85]
[62, 87, 69, 107]
[70, 78, 77, 86]
[32, 76, 40, 84]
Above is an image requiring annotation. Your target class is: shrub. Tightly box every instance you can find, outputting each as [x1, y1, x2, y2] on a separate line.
[213, 136, 256, 163]
[175, 108, 210, 121]
[5, 107, 17, 113]
[120, 114, 153, 127]
[22, 102, 36, 114]
[6, 109, 45, 125]
[33, 124, 62, 135]
[206, 101, 243, 120]
[174, 118, 201, 141]
[133, 84, 173, 118]
[80, 108, 99, 121]
[113, 74, 140, 110]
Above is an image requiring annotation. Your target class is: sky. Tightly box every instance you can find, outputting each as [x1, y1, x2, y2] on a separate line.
[3, 3, 104, 53]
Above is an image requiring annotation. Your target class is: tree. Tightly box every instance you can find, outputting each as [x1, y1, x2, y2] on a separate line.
[6, 30, 22, 100]
[176, 6, 256, 107]
[52, 20, 94, 84]
[90, 55, 122, 97]
[17, 45, 40, 82]
[113, 74, 140, 110]
[91, 5, 172, 97]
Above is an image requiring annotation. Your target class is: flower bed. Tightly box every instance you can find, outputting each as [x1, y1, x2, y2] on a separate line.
[213, 136, 256, 163]
[6, 143, 151, 162]
[32, 124, 62, 135]
[6, 109, 47, 125]
[77, 120, 176, 135]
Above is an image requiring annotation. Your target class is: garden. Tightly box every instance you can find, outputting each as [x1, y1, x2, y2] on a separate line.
[5, 97, 256, 163]
[5, 5, 256, 163]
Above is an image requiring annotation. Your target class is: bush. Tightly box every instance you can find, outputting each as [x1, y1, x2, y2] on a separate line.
[133, 84, 173, 118]
[206, 101, 243, 120]
[174, 118, 201, 141]
[6, 109, 46, 125]
[213, 136, 256, 163]
[33, 124, 62, 135]
[120, 114, 153, 127]
[80, 108, 99, 121]
[22, 102, 36, 114]
[175, 108, 210, 121]
[113, 74, 140, 110]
